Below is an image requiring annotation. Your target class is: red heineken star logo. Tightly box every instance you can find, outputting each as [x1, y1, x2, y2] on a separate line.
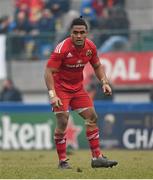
[65, 116, 82, 149]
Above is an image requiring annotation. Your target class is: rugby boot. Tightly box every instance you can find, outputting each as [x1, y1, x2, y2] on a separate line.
[58, 159, 72, 169]
[91, 156, 118, 168]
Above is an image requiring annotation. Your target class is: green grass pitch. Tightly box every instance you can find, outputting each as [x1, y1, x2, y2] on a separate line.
[0, 149, 153, 179]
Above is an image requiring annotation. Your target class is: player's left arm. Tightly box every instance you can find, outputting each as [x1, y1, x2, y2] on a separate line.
[92, 62, 112, 96]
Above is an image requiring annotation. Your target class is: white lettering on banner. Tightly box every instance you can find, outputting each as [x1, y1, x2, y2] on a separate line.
[128, 58, 141, 80]
[149, 58, 153, 79]
[100, 58, 111, 77]
[2, 115, 20, 149]
[148, 131, 153, 147]
[123, 129, 135, 149]
[18, 124, 34, 150]
[35, 124, 52, 149]
[101, 58, 127, 80]
[101, 57, 141, 81]
[0, 115, 53, 150]
[111, 58, 127, 80]
[123, 128, 153, 149]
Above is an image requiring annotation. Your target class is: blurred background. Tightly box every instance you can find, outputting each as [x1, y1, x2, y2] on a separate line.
[0, 0, 153, 151]
[0, 0, 153, 103]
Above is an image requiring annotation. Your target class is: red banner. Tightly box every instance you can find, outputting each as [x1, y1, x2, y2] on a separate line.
[84, 52, 153, 86]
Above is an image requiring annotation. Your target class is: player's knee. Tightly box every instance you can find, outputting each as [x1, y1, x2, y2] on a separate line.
[91, 113, 98, 122]
[57, 118, 68, 132]
[85, 114, 98, 126]
[56, 113, 69, 132]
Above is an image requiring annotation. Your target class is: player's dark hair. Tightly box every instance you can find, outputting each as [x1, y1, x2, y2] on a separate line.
[70, 16, 88, 30]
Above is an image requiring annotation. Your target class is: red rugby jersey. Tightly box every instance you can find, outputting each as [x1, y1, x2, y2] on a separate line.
[47, 37, 100, 91]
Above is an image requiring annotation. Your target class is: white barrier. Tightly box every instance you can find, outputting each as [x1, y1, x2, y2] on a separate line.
[0, 35, 6, 79]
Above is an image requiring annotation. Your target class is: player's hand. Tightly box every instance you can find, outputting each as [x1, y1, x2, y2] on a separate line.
[50, 96, 63, 108]
[102, 84, 112, 96]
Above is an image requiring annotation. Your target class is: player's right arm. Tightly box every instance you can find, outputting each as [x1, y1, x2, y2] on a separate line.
[45, 39, 67, 107]
[44, 67, 63, 108]
[44, 49, 63, 108]
[44, 67, 57, 91]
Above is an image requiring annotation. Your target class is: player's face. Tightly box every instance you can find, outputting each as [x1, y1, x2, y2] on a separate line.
[70, 25, 88, 47]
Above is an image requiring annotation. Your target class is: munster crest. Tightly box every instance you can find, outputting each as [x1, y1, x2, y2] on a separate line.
[86, 50, 92, 57]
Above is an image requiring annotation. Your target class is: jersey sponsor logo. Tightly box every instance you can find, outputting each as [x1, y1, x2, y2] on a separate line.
[66, 59, 85, 68]
[77, 59, 82, 63]
[67, 52, 73, 58]
[66, 63, 85, 68]
[86, 49, 92, 57]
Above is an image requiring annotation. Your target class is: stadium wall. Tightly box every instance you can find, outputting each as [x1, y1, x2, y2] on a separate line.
[0, 0, 14, 17]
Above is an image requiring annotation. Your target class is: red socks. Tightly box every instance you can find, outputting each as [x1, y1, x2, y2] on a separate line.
[54, 128, 102, 161]
[86, 128, 102, 158]
[54, 131, 66, 161]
